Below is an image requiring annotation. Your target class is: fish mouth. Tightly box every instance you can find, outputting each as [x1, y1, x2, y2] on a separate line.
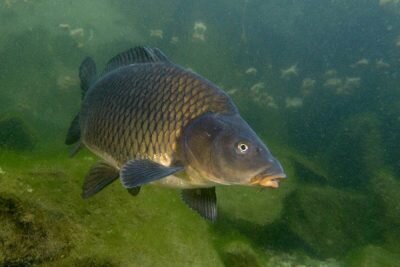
[250, 172, 287, 189]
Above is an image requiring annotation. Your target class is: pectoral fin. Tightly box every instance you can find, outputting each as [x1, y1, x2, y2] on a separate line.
[120, 159, 184, 188]
[181, 187, 217, 222]
[82, 161, 119, 199]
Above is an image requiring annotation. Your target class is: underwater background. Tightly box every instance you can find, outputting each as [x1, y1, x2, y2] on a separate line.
[0, 0, 400, 266]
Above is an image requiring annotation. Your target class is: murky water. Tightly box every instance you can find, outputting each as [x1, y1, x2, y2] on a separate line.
[1, 1, 399, 266]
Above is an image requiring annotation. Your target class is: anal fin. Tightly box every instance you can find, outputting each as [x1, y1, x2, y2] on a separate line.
[82, 161, 119, 199]
[181, 187, 217, 222]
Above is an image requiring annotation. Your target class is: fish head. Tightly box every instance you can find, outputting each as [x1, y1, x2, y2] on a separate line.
[182, 113, 286, 188]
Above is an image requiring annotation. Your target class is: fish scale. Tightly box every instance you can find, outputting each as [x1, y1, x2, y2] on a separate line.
[81, 63, 235, 167]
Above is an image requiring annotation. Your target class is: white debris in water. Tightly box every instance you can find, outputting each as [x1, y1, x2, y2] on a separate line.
[280, 64, 298, 79]
[324, 78, 343, 88]
[69, 27, 84, 37]
[27, 188, 33, 193]
[301, 78, 316, 95]
[324, 69, 337, 77]
[59, 23, 71, 30]
[324, 76, 361, 95]
[351, 58, 369, 68]
[245, 67, 257, 75]
[285, 97, 303, 108]
[193, 21, 207, 41]
[335, 77, 361, 95]
[0, 167, 5, 175]
[250, 82, 265, 92]
[170, 36, 179, 44]
[226, 88, 238, 95]
[376, 58, 390, 69]
[150, 29, 163, 39]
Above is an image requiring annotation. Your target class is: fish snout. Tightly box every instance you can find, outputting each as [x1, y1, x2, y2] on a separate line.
[250, 159, 286, 188]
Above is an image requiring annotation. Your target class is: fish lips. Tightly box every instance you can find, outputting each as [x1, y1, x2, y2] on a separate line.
[250, 163, 286, 189]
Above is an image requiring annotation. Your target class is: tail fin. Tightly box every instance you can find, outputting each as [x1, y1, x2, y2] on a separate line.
[65, 57, 97, 155]
[79, 57, 97, 99]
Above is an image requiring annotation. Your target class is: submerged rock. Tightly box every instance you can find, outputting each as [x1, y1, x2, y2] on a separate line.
[346, 245, 400, 267]
[0, 193, 72, 266]
[370, 170, 400, 245]
[0, 116, 36, 151]
[280, 186, 380, 258]
[221, 247, 260, 267]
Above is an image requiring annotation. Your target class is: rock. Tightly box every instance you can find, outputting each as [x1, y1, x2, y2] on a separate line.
[0, 116, 36, 151]
[0, 193, 72, 266]
[219, 241, 261, 267]
[370, 170, 400, 245]
[346, 245, 400, 267]
[280, 186, 380, 258]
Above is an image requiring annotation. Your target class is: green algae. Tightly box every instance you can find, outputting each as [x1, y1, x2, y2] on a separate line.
[0, 193, 72, 266]
[0, 148, 343, 267]
[346, 245, 400, 267]
[0, 116, 36, 151]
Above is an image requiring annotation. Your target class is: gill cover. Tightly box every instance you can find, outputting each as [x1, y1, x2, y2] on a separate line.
[183, 113, 284, 185]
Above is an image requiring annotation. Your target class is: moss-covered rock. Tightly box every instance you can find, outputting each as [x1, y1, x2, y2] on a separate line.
[280, 186, 380, 258]
[370, 170, 400, 245]
[219, 241, 261, 267]
[0, 193, 72, 266]
[0, 116, 35, 151]
[346, 245, 400, 267]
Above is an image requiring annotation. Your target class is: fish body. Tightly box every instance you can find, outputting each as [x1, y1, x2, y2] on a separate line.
[66, 47, 286, 221]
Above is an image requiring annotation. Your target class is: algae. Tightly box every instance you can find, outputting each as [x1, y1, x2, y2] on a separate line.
[0, 193, 72, 266]
[0, 116, 36, 151]
[346, 245, 400, 267]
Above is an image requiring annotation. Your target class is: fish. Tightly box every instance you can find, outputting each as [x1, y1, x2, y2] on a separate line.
[65, 46, 286, 221]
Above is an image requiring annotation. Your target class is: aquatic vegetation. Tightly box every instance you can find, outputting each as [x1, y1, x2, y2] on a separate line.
[0, 193, 72, 266]
[346, 245, 400, 267]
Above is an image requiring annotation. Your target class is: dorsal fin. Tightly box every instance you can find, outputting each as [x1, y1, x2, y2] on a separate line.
[103, 46, 171, 74]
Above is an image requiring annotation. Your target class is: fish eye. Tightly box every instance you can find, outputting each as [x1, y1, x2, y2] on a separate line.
[236, 142, 249, 154]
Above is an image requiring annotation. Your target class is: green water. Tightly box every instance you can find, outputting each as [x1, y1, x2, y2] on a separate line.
[1, 0, 400, 266]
